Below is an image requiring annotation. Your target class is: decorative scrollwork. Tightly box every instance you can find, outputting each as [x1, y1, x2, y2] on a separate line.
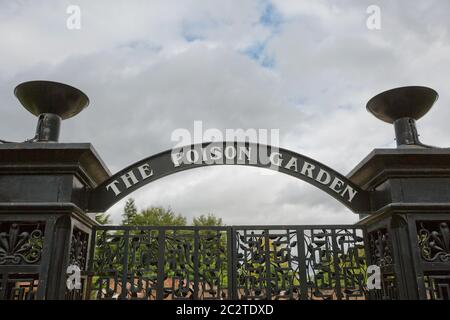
[90, 229, 128, 299]
[368, 228, 393, 267]
[235, 229, 300, 300]
[304, 228, 366, 300]
[94, 230, 127, 272]
[418, 221, 450, 262]
[69, 228, 89, 269]
[198, 230, 228, 299]
[88, 226, 368, 300]
[162, 230, 195, 299]
[89, 227, 229, 300]
[0, 223, 44, 265]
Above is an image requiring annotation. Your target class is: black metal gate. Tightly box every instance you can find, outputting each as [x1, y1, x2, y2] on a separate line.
[83, 225, 370, 300]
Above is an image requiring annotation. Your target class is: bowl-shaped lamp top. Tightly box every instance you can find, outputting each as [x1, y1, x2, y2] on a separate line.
[14, 80, 89, 120]
[366, 86, 438, 124]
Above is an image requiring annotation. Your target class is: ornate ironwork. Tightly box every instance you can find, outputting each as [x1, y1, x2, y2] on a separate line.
[88, 227, 229, 300]
[69, 227, 89, 269]
[424, 273, 450, 300]
[368, 273, 398, 300]
[0, 273, 39, 300]
[65, 227, 90, 300]
[163, 230, 196, 299]
[88, 225, 368, 300]
[0, 222, 44, 265]
[367, 228, 393, 267]
[418, 221, 450, 262]
[89, 228, 132, 299]
[366, 227, 398, 300]
[304, 228, 367, 300]
[197, 229, 228, 299]
[235, 228, 301, 300]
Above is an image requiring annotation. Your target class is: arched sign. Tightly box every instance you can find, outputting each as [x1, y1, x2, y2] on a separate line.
[87, 142, 370, 213]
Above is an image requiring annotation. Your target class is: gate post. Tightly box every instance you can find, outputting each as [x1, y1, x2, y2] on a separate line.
[349, 87, 450, 300]
[0, 143, 110, 299]
[0, 81, 111, 299]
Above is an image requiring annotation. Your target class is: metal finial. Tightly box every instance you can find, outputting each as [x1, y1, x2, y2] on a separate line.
[14, 80, 89, 142]
[366, 86, 438, 148]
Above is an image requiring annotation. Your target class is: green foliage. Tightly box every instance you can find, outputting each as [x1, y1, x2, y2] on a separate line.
[95, 212, 111, 225]
[193, 213, 224, 226]
[122, 198, 138, 225]
[121, 199, 225, 227]
[129, 207, 187, 226]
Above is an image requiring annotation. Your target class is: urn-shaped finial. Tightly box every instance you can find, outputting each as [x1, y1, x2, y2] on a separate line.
[366, 86, 438, 147]
[14, 80, 89, 142]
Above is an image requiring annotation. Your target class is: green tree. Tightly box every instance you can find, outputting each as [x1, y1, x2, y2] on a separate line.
[95, 212, 111, 225]
[122, 198, 138, 225]
[192, 213, 223, 226]
[130, 207, 187, 226]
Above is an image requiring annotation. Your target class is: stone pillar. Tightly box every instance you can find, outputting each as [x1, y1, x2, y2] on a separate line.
[349, 148, 450, 300]
[0, 143, 110, 299]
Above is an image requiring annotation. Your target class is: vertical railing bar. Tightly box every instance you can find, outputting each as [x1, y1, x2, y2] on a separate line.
[119, 229, 130, 300]
[406, 216, 427, 299]
[296, 227, 308, 300]
[36, 217, 55, 300]
[388, 217, 407, 299]
[228, 226, 236, 299]
[193, 229, 200, 300]
[84, 226, 98, 300]
[156, 229, 166, 300]
[87, 226, 97, 272]
[331, 228, 343, 300]
[361, 226, 373, 300]
[264, 228, 272, 299]
[0, 275, 7, 300]
[67, 224, 385, 302]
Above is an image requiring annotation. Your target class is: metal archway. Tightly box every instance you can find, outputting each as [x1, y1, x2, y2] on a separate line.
[87, 142, 370, 213]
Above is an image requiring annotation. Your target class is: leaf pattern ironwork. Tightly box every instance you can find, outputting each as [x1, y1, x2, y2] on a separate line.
[0, 223, 44, 265]
[418, 221, 450, 262]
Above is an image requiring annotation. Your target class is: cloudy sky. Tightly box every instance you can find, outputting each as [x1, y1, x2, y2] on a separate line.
[1, 1, 449, 225]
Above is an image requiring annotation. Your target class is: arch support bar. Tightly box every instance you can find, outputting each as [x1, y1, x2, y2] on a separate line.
[87, 142, 371, 213]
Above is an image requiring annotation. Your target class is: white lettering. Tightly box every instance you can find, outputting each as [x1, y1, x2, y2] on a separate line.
[171, 152, 183, 167]
[106, 180, 121, 196]
[284, 156, 298, 171]
[300, 161, 315, 178]
[330, 177, 344, 193]
[342, 185, 358, 202]
[237, 146, 251, 163]
[186, 148, 199, 163]
[315, 168, 331, 185]
[224, 145, 236, 160]
[121, 170, 139, 189]
[210, 146, 223, 163]
[137, 163, 153, 179]
[269, 152, 283, 167]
